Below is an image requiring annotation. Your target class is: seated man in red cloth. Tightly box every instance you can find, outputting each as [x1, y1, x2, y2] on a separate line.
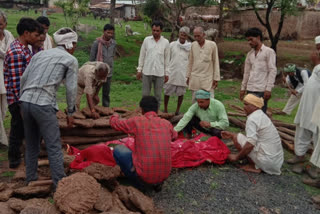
[110, 96, 178, 191]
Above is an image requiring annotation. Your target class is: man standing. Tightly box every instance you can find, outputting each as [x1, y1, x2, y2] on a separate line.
[221, 94, 283, 175]
[4, 18, 41, 168]
[187, 26, 220, 103]
[110, 96, 177, 191]
[287, 51, 320, 175]
[90, 24, 116, 107]
[164, 26, 191, 115]
[137, 21, 170, 106]
[239, 27, 277, 113]
[281, 64, 310, 115]
[36, 16, 54, 50]
[174, 90, 229, 139]
[20, 27, 78, 189]
[0, 10, 14, 146]
[76, 61, 109, 118]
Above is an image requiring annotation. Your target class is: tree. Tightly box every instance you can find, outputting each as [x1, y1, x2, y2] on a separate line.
[246, 0, 298, 52]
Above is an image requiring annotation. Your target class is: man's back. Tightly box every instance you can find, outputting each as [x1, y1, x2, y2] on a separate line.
[110, 111, 177, 184]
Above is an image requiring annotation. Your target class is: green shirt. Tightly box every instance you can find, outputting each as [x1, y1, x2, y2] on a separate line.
[174, 98, 229, 132]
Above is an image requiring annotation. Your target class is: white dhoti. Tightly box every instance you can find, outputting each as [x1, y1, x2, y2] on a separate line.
[282, 93, 301, 115]
[310, 99, 320, 167]
[294, 125, 319, 156]
[237, 133, 283, 175]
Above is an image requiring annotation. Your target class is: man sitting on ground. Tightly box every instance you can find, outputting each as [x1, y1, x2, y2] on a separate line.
[221, 94, 284, 175]
[174, 89, 228, 138]
[110, 96, 177, 191]
[76, 61, 109, 118]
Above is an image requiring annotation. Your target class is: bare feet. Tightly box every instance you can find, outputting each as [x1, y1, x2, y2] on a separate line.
[240, 164, 262, 174]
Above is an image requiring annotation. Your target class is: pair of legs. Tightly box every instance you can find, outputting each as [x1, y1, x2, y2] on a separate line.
[183, 116, 222, 139]
[282, 93, 301, 115]
[102, 76, 112, 107]
[21, 102, 66, 188]
[163, 84, 186, 115]
[113, 144, 162, 192]
[247, 91, 268, 113]
[142, 74, 164, 108]
[8, 102, 24, 168]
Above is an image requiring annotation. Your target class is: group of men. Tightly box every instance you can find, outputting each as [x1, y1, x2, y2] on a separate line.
[0, 11, 319, 196]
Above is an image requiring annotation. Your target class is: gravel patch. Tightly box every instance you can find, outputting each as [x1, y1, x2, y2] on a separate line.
[149, 164, 320, 214]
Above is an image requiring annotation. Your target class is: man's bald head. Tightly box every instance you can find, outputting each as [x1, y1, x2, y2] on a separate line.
[193, 26, 205, 45]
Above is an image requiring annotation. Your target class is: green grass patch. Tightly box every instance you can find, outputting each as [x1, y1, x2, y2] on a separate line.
[1, 171, 15, 177]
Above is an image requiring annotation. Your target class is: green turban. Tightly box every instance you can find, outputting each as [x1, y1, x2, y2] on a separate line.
[195, 90, 210, 100]
[284, 64, 296, 73]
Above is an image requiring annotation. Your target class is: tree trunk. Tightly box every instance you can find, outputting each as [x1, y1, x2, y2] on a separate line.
[110, 0, 116, 26]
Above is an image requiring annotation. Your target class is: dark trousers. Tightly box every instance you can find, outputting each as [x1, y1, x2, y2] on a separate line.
[21, 102, 65, 188]
[247, 91, 268, 113]
[183, 116, 222, 139]
[102, 76, 112, 107]
[8, 102, 24, 167]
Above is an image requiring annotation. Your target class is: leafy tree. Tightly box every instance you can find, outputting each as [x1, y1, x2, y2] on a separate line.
[54, 0, 90, 30]
[246, 0, 299, 52]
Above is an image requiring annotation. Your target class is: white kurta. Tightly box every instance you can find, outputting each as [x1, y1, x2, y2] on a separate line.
[0, 30, 14, 146]
[238, 110, 284, 175]
[166, 40, 190, 86]
[43, 33, 53, 50]
[310, 99, 320, 167]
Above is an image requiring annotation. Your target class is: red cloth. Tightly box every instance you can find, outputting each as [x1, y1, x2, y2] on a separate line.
[110, 112, 178, 184]
[68, 133, 229, 170]
[4, 39, 33, 105]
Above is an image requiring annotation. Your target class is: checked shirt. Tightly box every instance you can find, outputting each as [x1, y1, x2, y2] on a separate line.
[4, 39, 32, 105]
[110, 111, 177, 184]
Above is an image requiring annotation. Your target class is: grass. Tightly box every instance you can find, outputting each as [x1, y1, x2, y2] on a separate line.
[1, 171, 15, 177]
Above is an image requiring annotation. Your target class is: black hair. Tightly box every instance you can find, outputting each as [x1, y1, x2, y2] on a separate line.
[36, 16, 50, 27]
[245, 27, 263, 41]
[16, 18, 42, 36]
[103, 24, 115, 31]
[139, 96, 158, 113]
[151, 20, 163, 30]
[57, 28, 73, 35]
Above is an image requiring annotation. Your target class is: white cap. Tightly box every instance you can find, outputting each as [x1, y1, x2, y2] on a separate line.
[315, 35, 320, 44]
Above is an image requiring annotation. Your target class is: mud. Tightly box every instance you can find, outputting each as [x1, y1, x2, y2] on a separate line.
[84, 163, 121, 181]
[73, 111, 86, 119]
[8, 197, 59, 213]
[13, 185, 51, 198]
[0, 202, 15, 214]
[54, 172, 100, 214]
[82, 107, 93, 118]
[73, 119, 95, 128]
[60, 128, 122, 137]
[0, 188, 13, 201]
[94, 187, 113, 212]
[93, 118, 110, 127]
[0, 182, 6, 191]
[115, 185, 159, 214]
[95, 106, 114, 116]
[112, 107, 129, 114]
[56, 110, 67, 119]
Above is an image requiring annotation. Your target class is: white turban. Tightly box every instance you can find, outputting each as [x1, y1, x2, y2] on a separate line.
[315, 35, 320, 45]
[53, 27, 78, 50]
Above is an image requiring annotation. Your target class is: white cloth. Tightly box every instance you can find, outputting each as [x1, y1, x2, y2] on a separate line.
[166, 40, 190, 86]
[294, 64, 320, 134]
[285, 69, 309, 94]
[310, 99, 320, 167]
[282, 93, 301, 115]
[315, 35, 320, 44]
[43, 33, 53, 50]
[137, 35, 170, 77]
[294, 125, 318, 156]
[238, 109, 284, 175]
[53, 28, 78, 49]
[0, 30, 14, 146]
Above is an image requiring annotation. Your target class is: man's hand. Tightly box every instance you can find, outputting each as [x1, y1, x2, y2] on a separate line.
[67, 116, 74, 128]
[282, 76, 287, 84]
[136, 72, 142, 80]
[91, 111, 100, 119]
[264, 91, 271, 101]
[186, 78, 189, 86]
[227, 154, 238, 162]
[212, 80, 218, 89]
[291, 90, 298, 96]
[93, 95, 100, 105]
[221, 131, 235, 139]
[199, 121, 211, 128]
[164, 75, 169, 83]
[239, 90, 246, 101]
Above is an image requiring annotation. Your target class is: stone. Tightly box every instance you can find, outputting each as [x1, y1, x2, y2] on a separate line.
[54, 172, 100, 214]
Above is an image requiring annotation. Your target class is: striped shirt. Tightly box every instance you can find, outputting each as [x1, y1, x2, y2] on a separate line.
[4, 39, 33, 105]
[110, 111, 178, 184]
[20, 46, 78, 115]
